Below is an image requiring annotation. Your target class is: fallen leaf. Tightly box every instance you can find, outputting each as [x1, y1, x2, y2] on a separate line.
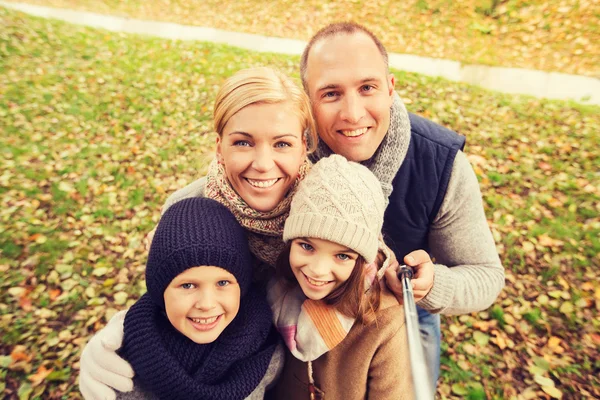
[28, 365, 53, 387]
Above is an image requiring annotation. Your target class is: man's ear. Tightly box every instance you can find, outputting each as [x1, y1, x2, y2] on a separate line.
[215, 136, 224, 163]
[387, 73, 396, 97]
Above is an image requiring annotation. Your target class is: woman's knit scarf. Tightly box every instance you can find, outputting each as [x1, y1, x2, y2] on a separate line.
[205, 158, 311, 267]
[310, 92, 411, 203]
[120, 290, 278, 400]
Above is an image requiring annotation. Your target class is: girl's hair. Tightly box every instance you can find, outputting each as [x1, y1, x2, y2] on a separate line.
[276, 242, 383, 324]
[213, 67, 318, 153]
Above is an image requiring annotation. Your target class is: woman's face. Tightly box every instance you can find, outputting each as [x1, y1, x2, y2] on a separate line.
[216, 101, 306, 212]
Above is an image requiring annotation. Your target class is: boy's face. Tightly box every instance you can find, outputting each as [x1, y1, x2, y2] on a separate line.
[164, 266, 240, 344]
[289, 237, 358, 300]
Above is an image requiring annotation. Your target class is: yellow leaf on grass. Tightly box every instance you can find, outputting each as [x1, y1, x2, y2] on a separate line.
[534, 374, 554, 387]
[547, 336, 561, 349]
[542, 386, 563, 399]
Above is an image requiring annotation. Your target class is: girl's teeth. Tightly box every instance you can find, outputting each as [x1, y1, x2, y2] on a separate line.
[341, 128, 368, 137]
[307, 276, 330, 286]
[247, 178, 278, 188]
[190, 316, 218, 324]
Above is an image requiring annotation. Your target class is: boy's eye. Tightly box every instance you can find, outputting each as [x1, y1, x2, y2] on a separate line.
[299, 242, 314, 252]
[217, 280, 230, 287]
[181, 283, 195, 289]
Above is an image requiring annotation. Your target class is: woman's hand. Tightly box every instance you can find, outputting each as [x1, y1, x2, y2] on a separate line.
[79, 310, 134, 400]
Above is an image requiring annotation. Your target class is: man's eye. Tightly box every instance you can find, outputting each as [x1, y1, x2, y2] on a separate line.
[323, 91, 338, 98]
[299, 242, 314, 251]
[181, 283, 195, 289]
[362, 85, 373, 92]
[217, 280, 230, 287]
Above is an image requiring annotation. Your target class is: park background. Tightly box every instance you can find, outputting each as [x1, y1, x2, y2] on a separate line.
[1, 0, 599, 398]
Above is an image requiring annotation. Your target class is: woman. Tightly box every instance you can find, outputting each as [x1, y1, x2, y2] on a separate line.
[80, 67, 319, 400]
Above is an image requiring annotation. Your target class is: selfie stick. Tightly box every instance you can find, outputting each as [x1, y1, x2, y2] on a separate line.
[398, 266, 435, 400]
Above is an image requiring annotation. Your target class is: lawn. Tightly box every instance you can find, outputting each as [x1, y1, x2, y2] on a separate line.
[4, 0, 600, 77]
[1, 6, 599, 399]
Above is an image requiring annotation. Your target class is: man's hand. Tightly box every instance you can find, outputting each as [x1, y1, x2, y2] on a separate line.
[79, 310, 134, 400]
[384, 250, 434, 303]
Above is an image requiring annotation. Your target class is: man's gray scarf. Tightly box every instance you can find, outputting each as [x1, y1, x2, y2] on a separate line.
[310, 92, 411, 202]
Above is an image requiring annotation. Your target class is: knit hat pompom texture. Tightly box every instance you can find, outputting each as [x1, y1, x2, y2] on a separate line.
[283, 155, 386, 263]
[146, 198, 253, 308]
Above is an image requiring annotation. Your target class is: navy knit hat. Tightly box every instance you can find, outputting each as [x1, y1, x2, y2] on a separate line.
[146, 197, 253, 308]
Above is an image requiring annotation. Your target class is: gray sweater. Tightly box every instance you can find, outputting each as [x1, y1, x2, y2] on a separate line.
[162, 150, 504, 316]
[115, 343, 284, 400]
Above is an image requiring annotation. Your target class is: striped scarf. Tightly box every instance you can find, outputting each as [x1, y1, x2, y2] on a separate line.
[205, 158, 311, 267]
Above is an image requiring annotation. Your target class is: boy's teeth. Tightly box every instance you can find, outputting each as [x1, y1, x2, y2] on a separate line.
[340, 128, 368, 137]
[307, 276, 329, 286]
[190, 316, 219, 324]
[247, 178, 278, 188]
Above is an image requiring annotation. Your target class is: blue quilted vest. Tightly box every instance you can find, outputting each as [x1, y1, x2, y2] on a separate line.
[382, 113, 466, 259]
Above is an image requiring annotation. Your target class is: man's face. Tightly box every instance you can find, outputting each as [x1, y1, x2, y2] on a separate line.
[305, 32, 395, 162]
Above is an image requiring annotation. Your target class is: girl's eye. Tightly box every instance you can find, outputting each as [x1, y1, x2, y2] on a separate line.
[181, 283, 195, 289]
[217, 280, 230, 287]
[336, 254, 351, 261]
[299, 242, 314, 252]
[233, 140, 251, 147]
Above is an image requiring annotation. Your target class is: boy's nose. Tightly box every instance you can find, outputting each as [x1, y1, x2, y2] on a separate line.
[194, 291, 216, 310]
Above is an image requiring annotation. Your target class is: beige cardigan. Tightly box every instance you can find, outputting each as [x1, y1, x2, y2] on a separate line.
[269, 289, 414, 400]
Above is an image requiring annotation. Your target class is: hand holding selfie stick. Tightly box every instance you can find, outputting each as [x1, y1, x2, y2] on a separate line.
[398, 265, 435, 400]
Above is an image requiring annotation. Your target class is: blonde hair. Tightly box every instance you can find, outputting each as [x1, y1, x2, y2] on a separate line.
[213, 67, 317, 153]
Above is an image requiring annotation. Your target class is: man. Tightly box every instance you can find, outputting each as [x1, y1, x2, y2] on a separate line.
[79, 23, 504, 398]
[300, 23, 504, 387]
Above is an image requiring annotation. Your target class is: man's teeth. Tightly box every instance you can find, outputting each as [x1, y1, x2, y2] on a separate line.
[306, 276, 330, 286]
[190, 316, 219, 324]
[340, 128, 368, 137]
[247, 178, 279, 188]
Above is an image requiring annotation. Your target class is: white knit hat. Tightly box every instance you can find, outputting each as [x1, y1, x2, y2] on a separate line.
[283, 155, 386, 263]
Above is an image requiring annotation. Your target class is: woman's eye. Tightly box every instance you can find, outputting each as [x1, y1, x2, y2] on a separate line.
[181, 283, 195, 289]
[217, 280, 230, 287]
[336, 254, 351, 261]
[299, 242, 314, 251]
[233, 140, 251, 147]
[275, 141, 291, 148]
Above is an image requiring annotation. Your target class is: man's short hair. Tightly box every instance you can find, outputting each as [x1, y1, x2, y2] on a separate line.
[300, 22, 390, 91]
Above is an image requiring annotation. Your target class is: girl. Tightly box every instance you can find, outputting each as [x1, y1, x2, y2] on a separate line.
[80, 67, 317, 399]
[268, 155, 414, 399]
[115, 197, 282, 399]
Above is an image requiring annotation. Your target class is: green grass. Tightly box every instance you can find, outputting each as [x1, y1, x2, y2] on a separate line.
[1, 6, 599, 399]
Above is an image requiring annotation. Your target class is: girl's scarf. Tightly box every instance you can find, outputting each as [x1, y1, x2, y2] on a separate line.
[310, 92, 411, 202]
[121, 289, 278, 400]
[267, 241, 393, 362]
[205, 158, 311, 267]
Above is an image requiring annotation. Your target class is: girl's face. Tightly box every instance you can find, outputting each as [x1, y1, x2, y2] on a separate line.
[289, 237, 359, 300]
[164, 266, 240, 344]
[216, 101, 307, 212]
